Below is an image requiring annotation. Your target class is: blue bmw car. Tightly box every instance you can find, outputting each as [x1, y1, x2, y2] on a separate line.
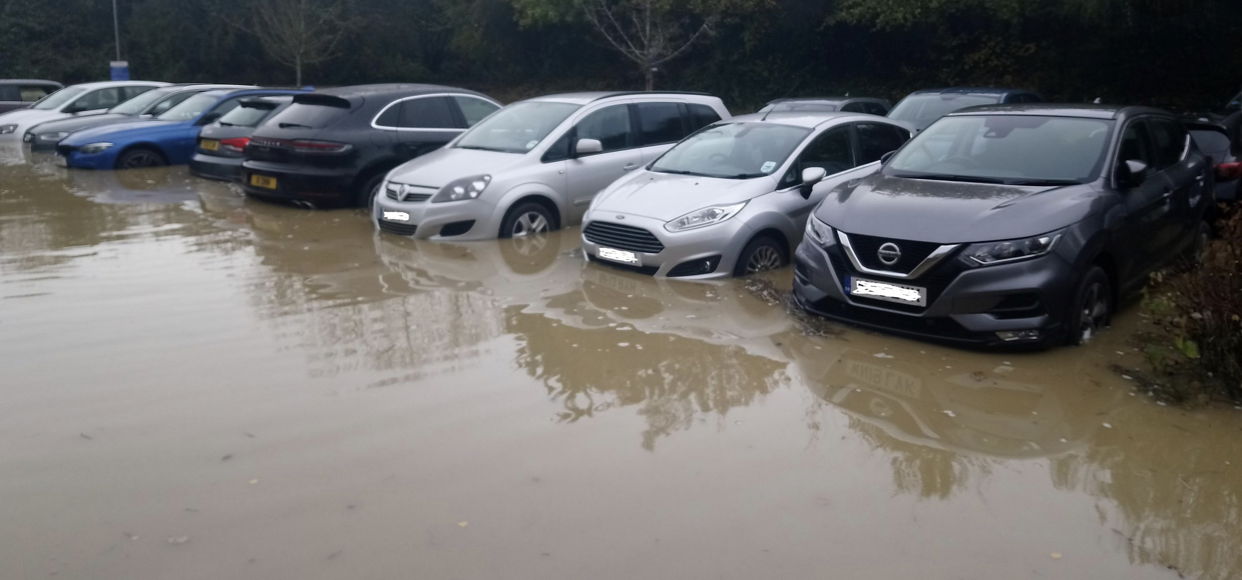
[56, 88, 306, 170]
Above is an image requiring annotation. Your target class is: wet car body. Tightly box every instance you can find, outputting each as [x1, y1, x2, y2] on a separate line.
[23, 84, 249, 152]
[582, 112, 911, 279]
[793, 104, 1214, 348]
[758, 97, 891, 116]
[888, 87, 1043, 133]
[55, 88, 305, 170]
[241, 84, 501, 208]
[373, 91, 729, 240]
[190, 96, 294, 182]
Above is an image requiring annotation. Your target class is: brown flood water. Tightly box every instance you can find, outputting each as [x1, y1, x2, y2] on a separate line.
[1, 157, 1241, 579]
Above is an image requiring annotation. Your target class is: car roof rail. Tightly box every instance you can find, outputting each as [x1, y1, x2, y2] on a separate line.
[591, 91, 715, 102]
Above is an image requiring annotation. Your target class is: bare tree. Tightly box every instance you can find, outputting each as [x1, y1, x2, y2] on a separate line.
[221, 0, 350, 86]
[580, 0, 716, 90]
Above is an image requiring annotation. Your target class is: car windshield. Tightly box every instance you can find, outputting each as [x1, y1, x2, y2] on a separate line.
[887, 115, 1114, 185]
[218, 102, 278, 127]
[760, 102, 840, 113]
[109, 87, 174, 115]
[454, 101, 580, 153]
[156, 93, 218, 121]
[31, 86, 87, 110]
[650, 122, 811, 179]
[888, 94, 1000, 130]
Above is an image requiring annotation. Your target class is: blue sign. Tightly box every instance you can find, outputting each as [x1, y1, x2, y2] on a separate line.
[110, 60, 130, 81]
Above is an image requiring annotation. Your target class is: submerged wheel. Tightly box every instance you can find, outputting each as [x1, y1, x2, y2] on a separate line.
[500, 201, 555, 238]
[1067, 265, 1112, 346]
[116, 147, 166, 169]
[734, 235, 787, 277]
[358, 174, 384, 209]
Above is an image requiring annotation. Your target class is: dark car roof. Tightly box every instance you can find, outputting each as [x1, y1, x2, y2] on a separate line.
[295, 84, 490, 110]
[907, 87, 1038, 97]
[948, 103, 1171, 120]
[0, 79, 62, 87]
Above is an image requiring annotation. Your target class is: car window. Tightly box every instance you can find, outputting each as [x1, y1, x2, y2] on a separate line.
[70, 88, 124, 112]
[20, 85, 54, 102]
[32, 86, 87, 110]
[398, 96, 457, 129]
[218, 101, 278, 127]
[783, 127, 852, 186]
[636, 102, 684, 146]
[687, 104, 721, 131]
[121, 86, 154, 101]
[865, 102, 889, 115]
[576, 105, 632, 152]
[454, 96, 499, 126]
[840, 102, 865, 113]
[148, 91, 196, 116]
[1188, 128, 1230, 163]
[1148, 119, 1186, 169]
[856, 122, 909, 164]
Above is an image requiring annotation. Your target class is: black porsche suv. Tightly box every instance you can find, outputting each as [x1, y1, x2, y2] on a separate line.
[793, 104, 1213, 348]
[241, 84, 500, 207]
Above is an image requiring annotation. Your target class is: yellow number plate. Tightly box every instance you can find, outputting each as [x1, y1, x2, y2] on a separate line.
[249, 174, 278, 189]
[200, 139, 219, 152]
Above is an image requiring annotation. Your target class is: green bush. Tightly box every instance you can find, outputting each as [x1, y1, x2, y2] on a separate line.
[1140, 210, 1242, 403]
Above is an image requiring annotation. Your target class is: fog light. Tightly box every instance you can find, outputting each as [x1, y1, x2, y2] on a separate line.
[996, 330, 1042, 342]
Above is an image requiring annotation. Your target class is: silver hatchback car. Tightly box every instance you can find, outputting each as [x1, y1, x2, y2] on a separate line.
[581, 112, 912, 279]
[373, 91, 730, 240]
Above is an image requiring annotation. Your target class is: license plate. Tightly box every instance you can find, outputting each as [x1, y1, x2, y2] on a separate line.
[849, 277, 927, 306]
[249, 173, 277, 189]
[597, 247, 639, 265]
[383, 211, 410, 222]
[200, 139, 219, 152]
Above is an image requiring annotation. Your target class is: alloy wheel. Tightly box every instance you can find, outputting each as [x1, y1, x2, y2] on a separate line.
[511, 211, 549, 237]
[1076, 281, 1110, 344]
[746, 245, 783, 273]
[120, 150, 162, 169]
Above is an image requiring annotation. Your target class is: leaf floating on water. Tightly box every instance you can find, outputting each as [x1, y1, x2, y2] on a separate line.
[167, 536, 190, 545]
[457, 521, 469, 528]
[1102, 422, 1113, 429]
[942, 410, 957, 418]
[249, 479, 260, 485]
[873, 352, 894, 359]
[1050, 552, 1062, 560]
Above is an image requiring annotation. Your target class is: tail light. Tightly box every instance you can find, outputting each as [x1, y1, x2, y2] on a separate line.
[220, 137, 250, 153]
[1217, 161, 1242, 180]
[290, 139, 351, 154]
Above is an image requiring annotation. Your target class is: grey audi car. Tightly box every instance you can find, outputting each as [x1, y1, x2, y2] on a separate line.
[793, 104, 1213, 347]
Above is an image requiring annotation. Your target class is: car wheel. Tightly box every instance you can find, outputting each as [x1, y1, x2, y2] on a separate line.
[734, 235, 787, 277]
[500, 202, 555, 238]
[116, 147, 166, 169]
[357, 175, 384, 209]
[1067, 265, 1112, 346]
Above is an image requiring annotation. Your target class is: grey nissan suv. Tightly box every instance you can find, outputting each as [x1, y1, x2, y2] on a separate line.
[582, 112, 912, 278]
[373, 91, 730, 240]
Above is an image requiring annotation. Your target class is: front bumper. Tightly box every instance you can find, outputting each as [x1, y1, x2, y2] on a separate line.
[580, 211, 751, 279]
[189, 153, 244, 182]
[372, 192, 498, 240]
[791, 236, 1075, 347]
[240, 161, 356, 204]
[57, 145, 119, 170]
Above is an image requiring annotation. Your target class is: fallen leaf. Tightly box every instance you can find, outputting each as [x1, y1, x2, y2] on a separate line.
[1050, 552, 1062, 560]
[457, 521, 469, 528]
[167, 536, 190, 545]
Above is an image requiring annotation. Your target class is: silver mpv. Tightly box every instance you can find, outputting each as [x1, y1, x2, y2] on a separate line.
[581, 112, 912, 279]
[373, 91, 730, 240]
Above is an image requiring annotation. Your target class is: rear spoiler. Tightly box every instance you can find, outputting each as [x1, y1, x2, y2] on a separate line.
[292, 93, 353, 109]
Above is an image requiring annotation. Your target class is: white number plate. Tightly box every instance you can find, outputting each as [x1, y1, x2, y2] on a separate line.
[849, 277, 927, 306]
[598, 247, 639, 265]
[382, 211, 410, 222]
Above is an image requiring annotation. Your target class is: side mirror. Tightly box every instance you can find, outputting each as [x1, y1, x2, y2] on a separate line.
[799, 167, 827, 199]
[1117, 159, 1149, 188]
[574, 138, 603, 157]
[197, 112, 223, 126]
[880, 150, 897, 164]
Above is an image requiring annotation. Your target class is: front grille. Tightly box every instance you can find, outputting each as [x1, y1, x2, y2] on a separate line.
[377, 220, 418, 236]
[842, 232, 943, 274]
[827, 246, 961, 314]
[583, 221, 664, 254]
[385, 183, 435, 202]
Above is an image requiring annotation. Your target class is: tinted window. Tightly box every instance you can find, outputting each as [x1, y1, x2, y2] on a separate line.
[636, 102, 684, 146]
[455, 96, 499, 126]
[786, 127, 852, 186]
[1149, 119, 1186, 168]
[398, 96, 456, 129]
[864, 102, 889, 115]
[576, 105, 631, 152]
[856, 123, 909, 164]
[218, 102, 278, 127]
[840, 102, 865, 113]
[375, 103, 400, 127]
[687, 104, 721, 131]
[1118, 121, 1152, 165]
[70, 88, 123, 112]
[266, 102, 349, 129]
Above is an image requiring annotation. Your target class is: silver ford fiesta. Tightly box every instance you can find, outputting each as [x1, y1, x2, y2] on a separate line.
[581, 112, 913, 279]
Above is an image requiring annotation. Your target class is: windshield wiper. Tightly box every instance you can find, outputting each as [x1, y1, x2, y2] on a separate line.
[455, 145, 505, 152]
[652, 168, 700, 176]
[278, 122, 312, 129]
[1003, 178, 1081, 186]
[896, 172, 1009, 185]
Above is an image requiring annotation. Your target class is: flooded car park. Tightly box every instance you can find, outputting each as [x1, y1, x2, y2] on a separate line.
[1, 163, 1240, 579]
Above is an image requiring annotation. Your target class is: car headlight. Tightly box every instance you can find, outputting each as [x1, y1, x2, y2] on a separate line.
[0, 124, 17, 135]
[431, 174, 491, 203]
[805, 215, 833, 244]
[38, 132, 69, 142]
[79, 142, 114, 154]
[964, 232, 1061, 265]
[664, 202, 747, 232]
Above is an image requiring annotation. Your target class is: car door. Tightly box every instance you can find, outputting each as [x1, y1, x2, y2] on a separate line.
[1147, 117, 1207, 247]
[1114, 118, 1178, 283]
[564, 103, 643, 218]
[772, 125, 857, 227]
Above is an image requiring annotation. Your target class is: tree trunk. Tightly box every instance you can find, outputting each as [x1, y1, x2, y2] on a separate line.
[295, 54, 302, 86]
[644, 66, 654, 91]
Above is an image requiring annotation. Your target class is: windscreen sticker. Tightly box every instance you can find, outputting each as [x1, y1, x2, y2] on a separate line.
[760, 161, 777, 174]
[524, 140, 539, 150]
